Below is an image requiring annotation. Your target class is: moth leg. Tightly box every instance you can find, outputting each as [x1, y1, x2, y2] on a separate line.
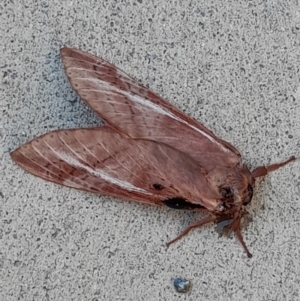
[251, 156, 296, 178]
[234, 229, 252, 258]
[231, 218, 252, 258]
[166, 215, 217, 247]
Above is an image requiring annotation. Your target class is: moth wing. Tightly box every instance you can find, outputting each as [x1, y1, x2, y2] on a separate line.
[60, 47, 241, 171]
[11, 127, 220, 210]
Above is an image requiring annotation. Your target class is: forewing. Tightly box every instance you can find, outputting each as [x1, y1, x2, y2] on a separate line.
[60, 47, 241, 171]
[11, 127, 220, 210]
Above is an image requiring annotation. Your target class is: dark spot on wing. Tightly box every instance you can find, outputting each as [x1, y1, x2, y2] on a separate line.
[153, 183, 164, 190]
[163, 197, 204, 210]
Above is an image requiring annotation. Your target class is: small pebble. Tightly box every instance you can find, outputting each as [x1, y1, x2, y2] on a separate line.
[173, 277, 191, 293]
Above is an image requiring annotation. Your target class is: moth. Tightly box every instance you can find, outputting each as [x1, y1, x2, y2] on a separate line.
[11, 47, 295, 258]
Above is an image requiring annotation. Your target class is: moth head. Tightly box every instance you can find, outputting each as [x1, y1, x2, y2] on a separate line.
[218, 164, 255, 214]
[218, 186, 253, 210]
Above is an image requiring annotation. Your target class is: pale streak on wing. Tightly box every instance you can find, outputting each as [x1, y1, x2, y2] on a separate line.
[54, 128, 149, 194]
[19, 141, 99, 191]
[30, 141, 84, 184]
[42, 140, 108, 191]
[54, 150, 150, 195]
[76, 81, 227, 151]
[55, 132, 140, 190]
[57, 132, 95, 169]
[60, 48, 242, 172]
[69, 131, 141, 185]
[65, 132, 103, 167]
[41, 138, 112, 189]
[79, 81, 226, 148]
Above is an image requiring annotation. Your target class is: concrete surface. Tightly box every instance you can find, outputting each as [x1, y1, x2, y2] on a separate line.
[1, 1, 300, 300]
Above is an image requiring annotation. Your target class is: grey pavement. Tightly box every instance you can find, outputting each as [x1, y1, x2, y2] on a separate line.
[1, 1, 300, 300]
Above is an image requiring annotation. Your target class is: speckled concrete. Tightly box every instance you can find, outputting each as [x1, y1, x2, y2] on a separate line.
[1, 1, 300, 300]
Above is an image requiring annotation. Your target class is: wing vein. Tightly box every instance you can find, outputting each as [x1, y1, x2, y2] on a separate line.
[95, 138, 138, 178]
[18, 147, 67, 180]
[134, 143, 166, 180]
[56, 133, 96, 169]
[28, 143, 100, 190]
[41, 141, 103, 189]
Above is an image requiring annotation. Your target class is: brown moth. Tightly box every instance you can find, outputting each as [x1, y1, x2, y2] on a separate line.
[11, 47, 295, 258]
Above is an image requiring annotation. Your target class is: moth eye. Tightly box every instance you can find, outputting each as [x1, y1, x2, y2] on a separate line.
[153, 183, 164, 190]
[243, 184, 253, 206]
[220, 187, 233, 199]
